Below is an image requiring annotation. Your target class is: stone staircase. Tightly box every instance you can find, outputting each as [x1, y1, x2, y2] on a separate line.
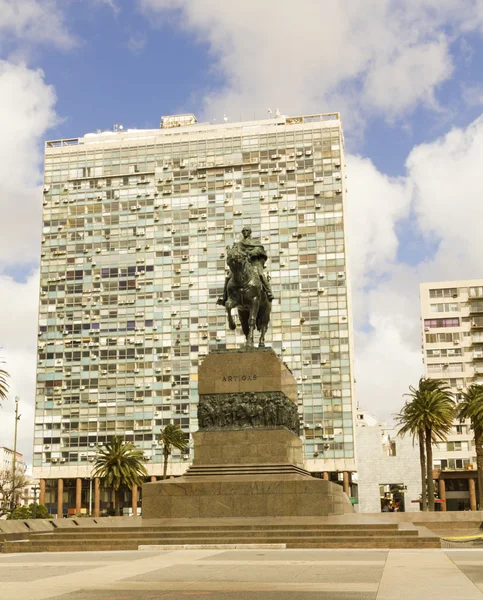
[184, 463, 312, 477]
[0, 521, 441, 552]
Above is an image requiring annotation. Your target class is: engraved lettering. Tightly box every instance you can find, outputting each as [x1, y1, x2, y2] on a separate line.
[220, 374, 257, 383]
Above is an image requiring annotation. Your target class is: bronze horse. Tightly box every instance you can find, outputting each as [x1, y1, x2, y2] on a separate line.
[224, 244, 271, 347]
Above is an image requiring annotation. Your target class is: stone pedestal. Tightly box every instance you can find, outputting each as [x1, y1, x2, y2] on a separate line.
[142, 348, 353, 519]
[192, 429, 303, 467]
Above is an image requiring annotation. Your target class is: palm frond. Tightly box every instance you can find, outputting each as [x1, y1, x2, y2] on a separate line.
[92, 436, 148, 491]
[0, 358, 10, 405]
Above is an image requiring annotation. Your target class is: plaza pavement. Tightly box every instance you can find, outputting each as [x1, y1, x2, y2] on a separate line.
[1, 548, 483, 600]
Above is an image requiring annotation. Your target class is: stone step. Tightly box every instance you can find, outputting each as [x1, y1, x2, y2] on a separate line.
[185, 464, 312, 477]
[1, 536, 440, 553]
[3, 533, 424, 547]
[31, 528, 419, 540]
[45, 523, 400, 533]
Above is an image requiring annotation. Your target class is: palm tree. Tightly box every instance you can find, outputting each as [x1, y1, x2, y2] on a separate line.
[458, 384, 483, 509]
[158, 424, 188, 480]
[92, 436, 148, 516]
[397, 378, 455, 511]
[0, 357, 9, 406]
[396, 401, 428, 511]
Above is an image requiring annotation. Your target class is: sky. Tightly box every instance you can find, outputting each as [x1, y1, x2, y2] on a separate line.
[2, 0, 483, 463]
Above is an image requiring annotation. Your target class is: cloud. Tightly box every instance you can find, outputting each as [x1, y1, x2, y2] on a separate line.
[127, 34, 147, 55]
[93, 0, 119, 14]
[461, 84, 483, 107]
[138, 0, 483, 126]
[0, 0, 76, 50]
[0, 61, 57, 269]
[348, 114, 483, 420]
[0, 271, 40, 466]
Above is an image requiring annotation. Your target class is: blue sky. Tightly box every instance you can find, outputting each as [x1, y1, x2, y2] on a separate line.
[4, 0, 483, 456]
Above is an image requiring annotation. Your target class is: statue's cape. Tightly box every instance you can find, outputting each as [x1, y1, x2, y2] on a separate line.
[237, 237, 267, 261]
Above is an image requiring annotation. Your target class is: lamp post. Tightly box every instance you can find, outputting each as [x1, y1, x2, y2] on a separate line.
[10, 397, 21, 512]
[32, 485, 40, 519]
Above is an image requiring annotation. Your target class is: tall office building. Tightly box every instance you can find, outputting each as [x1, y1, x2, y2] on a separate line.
[420, 280, 482, 510]
[33, 112, 356, 515]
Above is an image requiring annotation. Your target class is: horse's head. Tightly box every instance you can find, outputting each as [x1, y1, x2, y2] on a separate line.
[227, 244, 248, 272]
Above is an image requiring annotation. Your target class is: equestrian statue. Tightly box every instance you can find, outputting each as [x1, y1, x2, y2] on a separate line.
[217, 227, 273, 347]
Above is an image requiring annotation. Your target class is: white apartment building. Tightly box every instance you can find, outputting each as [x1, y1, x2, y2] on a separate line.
[34, 112, 356, 516]
[0, 447, 24, 475]
[420, 280, 481, 510]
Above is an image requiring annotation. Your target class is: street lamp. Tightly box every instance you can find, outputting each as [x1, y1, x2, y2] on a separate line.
[31, 485, 40, 519]
[10, 397, 21, 512]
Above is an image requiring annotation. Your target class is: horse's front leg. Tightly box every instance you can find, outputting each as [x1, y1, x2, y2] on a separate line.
[259, 324, 266, 348]
[226, 298, 236, 331]
[247, 297, 259, 347]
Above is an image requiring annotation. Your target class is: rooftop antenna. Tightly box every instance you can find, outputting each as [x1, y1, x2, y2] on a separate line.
[268, 108, 272, 118]
[275, 108, 280, 118]
[113, 123, 124, 132]
[223, 114, 228, 123]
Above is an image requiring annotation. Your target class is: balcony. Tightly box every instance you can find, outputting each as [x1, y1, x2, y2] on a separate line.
[469, 302, 483, 314]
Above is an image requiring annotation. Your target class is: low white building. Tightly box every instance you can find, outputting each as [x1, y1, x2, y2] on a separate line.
[355, 408, 422, 513]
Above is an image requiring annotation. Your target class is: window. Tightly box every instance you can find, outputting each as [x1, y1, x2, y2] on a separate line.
[426, 332, 460, 343]
[424, 318, 460, 328]
[430, 303, 459, 313]
[429, 288, 457, 298]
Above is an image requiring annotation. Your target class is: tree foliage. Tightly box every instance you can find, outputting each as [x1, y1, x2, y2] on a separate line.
[92, 436, 148, 516]
[396, 377, 455, 511]
[8, 504, 52, 520]
[458, 384, 483, 509]
[0, 356, 9, 406]
[158, 424, 188, 479]
[0, 469, 28, 518]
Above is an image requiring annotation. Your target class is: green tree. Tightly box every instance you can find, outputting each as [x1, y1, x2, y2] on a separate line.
[92, 436, 148, 516]
[396, 399, 428, 511]
[158, 424, 188, 480]
[0, 357, 9, 406]
[8, 504, 52, 520]
[397, 378, 455, 511]
[458, 384, 483, 509]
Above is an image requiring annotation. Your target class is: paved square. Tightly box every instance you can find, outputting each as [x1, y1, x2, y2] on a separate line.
[0, 548, 483, 600]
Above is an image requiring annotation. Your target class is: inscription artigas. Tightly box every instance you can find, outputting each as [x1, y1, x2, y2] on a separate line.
[221, 374, 257, 382]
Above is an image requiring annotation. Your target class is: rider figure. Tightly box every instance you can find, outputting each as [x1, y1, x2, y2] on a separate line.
[218, 227, 274, 306]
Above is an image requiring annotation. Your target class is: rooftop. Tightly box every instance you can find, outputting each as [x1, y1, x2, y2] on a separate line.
[45, 112, 341, 149]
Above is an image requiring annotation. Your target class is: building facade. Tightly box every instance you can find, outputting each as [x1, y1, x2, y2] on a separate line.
[33, 112, 356, 516]
[355, 408, 422, 513]
[420, 280, 482, 510]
